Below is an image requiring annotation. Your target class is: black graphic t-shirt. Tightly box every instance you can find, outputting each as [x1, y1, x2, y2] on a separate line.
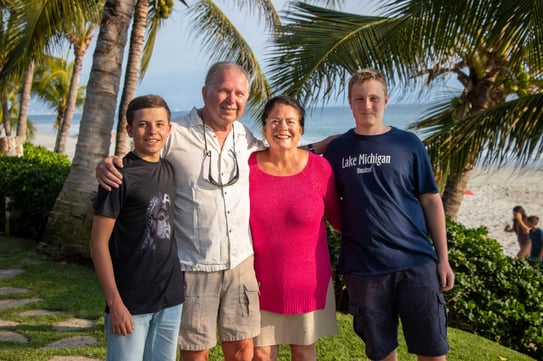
[94, 152, 184, 314]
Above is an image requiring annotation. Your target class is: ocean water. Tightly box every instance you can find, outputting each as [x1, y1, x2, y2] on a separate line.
[242, 103, 430, 144]
[30, 103, 543, 167]
[30, 103, 428, 144]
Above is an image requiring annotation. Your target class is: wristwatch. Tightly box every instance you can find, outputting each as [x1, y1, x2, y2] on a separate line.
[307, 143, 315, 153]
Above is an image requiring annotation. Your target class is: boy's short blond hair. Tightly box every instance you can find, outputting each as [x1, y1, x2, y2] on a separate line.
[348, 69, 388, 99]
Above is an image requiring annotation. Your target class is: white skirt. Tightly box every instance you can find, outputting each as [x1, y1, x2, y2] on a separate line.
[254, 278, 338, 346]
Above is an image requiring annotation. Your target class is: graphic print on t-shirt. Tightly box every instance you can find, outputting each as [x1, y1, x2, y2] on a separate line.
[140, 192, 172, 253]
[341, 152, 391, 174]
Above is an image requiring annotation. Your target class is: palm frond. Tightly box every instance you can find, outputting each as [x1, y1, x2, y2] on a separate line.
[269, 2, 409, 107]
[184, 0, 272, 109]
[1, 0, 103, 81]
[449, 94, 543, 166]
[141, 0, 163, 79]
[416, 94, 543, 184]
[230, 0, 280, 29]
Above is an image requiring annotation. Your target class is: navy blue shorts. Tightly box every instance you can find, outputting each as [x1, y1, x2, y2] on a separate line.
[345, 262, 449, 360]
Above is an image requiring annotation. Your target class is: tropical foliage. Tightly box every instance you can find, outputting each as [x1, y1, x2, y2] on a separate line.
[32, 55, 85, 135]
[55, 8, 100, 154]
[445, 221, 543, 359]
[39, 0, 285, 256]
[267, 0, 543, 219]
[182, 0, 280, 113]
[40, 0, 138, 258]
[0, 1, 20, 138]
[0, 0, 102, 151]
[0, 143, 70, 239]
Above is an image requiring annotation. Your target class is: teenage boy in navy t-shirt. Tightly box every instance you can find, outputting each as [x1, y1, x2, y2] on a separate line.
[324, 70, 455, 361]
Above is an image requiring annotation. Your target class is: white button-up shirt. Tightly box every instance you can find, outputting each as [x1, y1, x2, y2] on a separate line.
[162, 108, 264, 271]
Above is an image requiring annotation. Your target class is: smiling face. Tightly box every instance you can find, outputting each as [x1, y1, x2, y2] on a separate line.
[349, 79, 389, 134]
[263, 103, 303, 151]
[126, 107, 171, 162]
[201, 65, 250, 130]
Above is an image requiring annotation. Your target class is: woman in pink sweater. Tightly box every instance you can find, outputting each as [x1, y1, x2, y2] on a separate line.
[249, 95, 342, 361]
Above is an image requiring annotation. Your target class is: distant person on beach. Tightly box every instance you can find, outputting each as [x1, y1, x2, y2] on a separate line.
[528, 216, 543, 262]
[95, 62, 334, 361]
[504, 205, 531, 259]
[249, 95, 341, 361]
[324, 69, 455, 361]
[89, 94, 184, 361]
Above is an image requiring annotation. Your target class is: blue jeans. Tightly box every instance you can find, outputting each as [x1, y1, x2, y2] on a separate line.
[105, 303, 183, 361]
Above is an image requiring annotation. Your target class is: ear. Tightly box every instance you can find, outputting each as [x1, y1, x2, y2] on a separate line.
[126, 124, 134, 138]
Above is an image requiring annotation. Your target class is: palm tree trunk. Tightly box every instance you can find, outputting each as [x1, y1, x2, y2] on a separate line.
[2, 92, 10, 137]
[16, 61, 34, 141]
[442, 77, 498, 220]
[115, 0, 147, 157]
[55, 36, 89, 154]
[442, 165, 474, 220]
[40, 0, 137, 258]
[0, 92, 23, 156]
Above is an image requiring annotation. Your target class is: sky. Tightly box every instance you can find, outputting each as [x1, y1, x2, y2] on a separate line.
[130, 1, 273, 111]
[29, 1, 453, 114]
[29, 1, 270, 113]
[31, 0, 295, 113]
[134, 1, 393, 111]
[126, 0, 374, 111]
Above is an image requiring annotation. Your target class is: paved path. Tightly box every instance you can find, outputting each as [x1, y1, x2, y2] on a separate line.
[0, 268, 101, 361]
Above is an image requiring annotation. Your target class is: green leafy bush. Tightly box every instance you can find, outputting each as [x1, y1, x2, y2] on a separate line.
[0, 143, 70, 239]
[446, 221, 543, 359]
[327, 224, 349, 312]
[327, 220, 543, 359]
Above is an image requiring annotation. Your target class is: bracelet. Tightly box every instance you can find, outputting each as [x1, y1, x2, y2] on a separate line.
[307, 143, 315, 153]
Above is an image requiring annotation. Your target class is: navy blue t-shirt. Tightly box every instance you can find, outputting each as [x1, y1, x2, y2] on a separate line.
[324, 127, 439, 275]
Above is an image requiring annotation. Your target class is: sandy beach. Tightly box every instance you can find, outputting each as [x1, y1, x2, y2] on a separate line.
[30, 131, 116, 160]
[30, 131, 542, 258]
[31, 132, 78, 158]
[456, 167, 543, 257]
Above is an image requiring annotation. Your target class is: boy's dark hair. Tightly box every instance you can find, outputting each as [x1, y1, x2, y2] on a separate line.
[126, 94, 171, 126]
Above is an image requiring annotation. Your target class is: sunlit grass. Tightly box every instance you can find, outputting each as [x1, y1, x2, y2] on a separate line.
[0, 235, 536, 360]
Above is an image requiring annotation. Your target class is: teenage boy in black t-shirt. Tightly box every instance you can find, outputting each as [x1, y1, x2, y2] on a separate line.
[90, 94, 184, 361]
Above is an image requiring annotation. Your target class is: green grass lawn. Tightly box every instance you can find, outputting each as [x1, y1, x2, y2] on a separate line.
[0, 235, 536, 361]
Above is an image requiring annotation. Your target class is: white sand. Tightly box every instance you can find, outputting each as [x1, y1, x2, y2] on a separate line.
[31, 132, 78, 159]
[456, 167, 543, 257]
[31, 131, 541, 257]
[30, 131, 115, 160]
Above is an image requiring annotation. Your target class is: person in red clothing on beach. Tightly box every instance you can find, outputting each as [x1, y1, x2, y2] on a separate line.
[249, 95, 342, 361]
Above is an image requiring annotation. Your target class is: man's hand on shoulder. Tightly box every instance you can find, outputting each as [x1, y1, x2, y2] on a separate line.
[96, 156, 124, 191]
[313, 134, 340, 154]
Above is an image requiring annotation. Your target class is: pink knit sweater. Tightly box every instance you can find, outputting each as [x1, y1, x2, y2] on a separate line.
[249, 152, 341, 314]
